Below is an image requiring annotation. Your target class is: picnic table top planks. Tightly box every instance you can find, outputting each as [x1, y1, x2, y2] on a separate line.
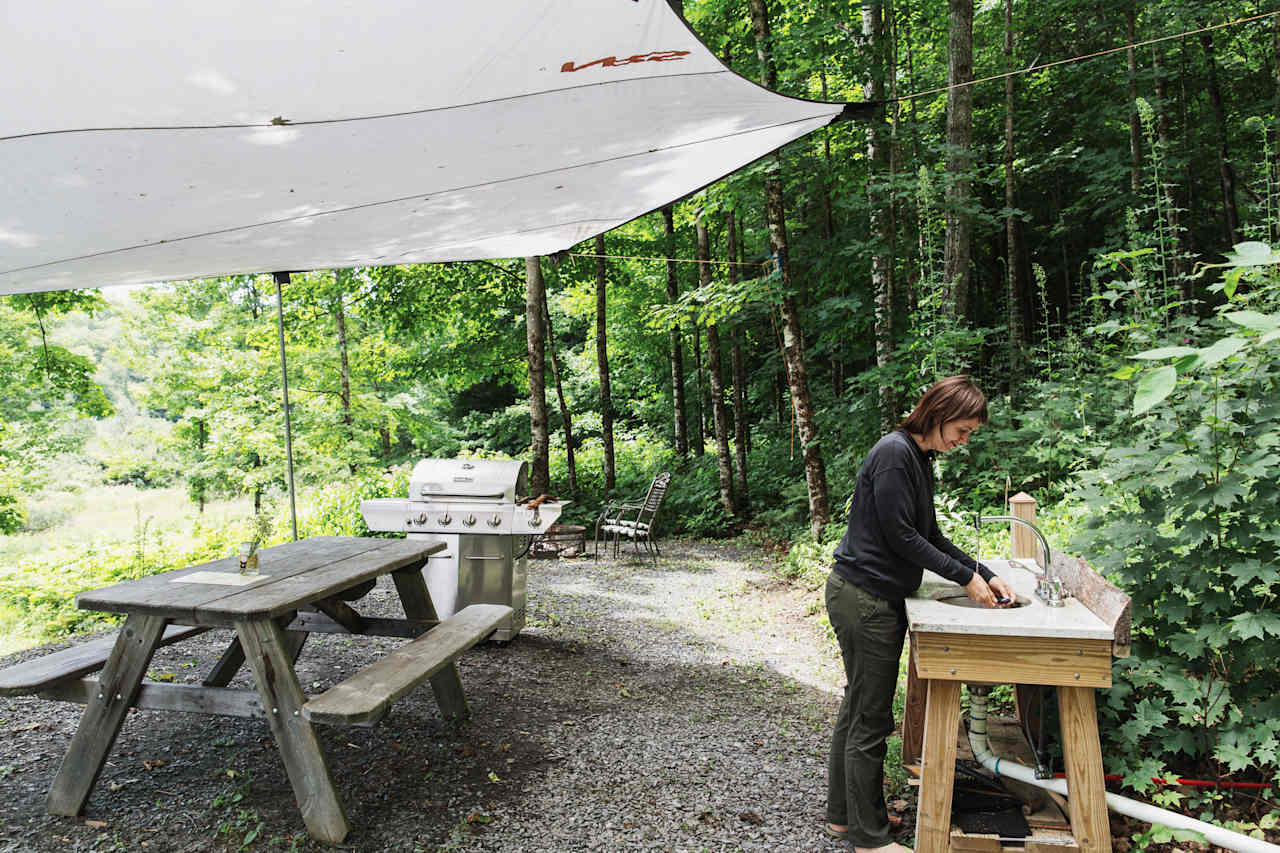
[76, 537, 445, 625]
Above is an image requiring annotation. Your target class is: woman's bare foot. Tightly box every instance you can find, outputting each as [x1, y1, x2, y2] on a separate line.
[855, 844, 912, 853]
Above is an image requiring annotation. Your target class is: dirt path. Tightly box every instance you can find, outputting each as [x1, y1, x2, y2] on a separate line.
[0, 540, 901, 852]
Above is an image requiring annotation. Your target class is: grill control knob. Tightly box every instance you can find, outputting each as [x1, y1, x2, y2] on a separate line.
[463, 514, 476, 527]
[439, 513, 452, 526]
[528, 511, 543, 528]
[416, 512, 427, 524]
[487, 513, 502, 528]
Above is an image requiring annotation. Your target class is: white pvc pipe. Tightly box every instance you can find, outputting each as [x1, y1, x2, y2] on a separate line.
[966, 691, 1280, 853]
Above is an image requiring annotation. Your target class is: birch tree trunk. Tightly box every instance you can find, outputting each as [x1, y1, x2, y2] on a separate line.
[664, 204, 689, 459]
[748, 0, 830, 539]
[542, 287, 577, 496]
[943, 0, 974, 320]
[697, 216, 734, 515]
[595, 234, 616, 494]
[525, 256, 550, 496]
[863, 0, 895, 431]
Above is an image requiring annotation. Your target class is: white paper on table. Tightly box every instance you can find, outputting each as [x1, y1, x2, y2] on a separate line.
[171, 571, 268, 586]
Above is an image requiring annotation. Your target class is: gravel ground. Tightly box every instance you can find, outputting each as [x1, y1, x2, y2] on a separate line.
[0, 540, 918, 853]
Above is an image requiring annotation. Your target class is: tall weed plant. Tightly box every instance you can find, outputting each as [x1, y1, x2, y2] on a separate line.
[1073, 246, 1280, 816]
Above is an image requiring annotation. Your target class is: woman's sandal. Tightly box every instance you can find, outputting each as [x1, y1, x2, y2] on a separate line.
[824, 824, 850, 840]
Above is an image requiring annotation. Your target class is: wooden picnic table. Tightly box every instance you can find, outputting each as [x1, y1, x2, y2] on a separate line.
[2, 535, 511, 844]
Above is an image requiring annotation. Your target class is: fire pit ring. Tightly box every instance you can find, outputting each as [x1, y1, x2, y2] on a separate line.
[530, 524, 587, 559]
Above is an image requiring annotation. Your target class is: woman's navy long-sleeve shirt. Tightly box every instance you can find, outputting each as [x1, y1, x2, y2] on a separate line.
[832, 429, 993, 601]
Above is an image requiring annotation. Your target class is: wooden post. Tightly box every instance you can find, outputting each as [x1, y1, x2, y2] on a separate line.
[901, 638, 926, 767]
[1010, 491, 1043, 781]
[1058, 686, 1112, 853]
[916, 678, 963, 853]
[1009, 492, 1038, 565]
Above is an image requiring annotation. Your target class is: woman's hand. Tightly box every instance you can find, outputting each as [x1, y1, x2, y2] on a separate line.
[989, 576, 1015, 606]
[965, 573, 997, 608]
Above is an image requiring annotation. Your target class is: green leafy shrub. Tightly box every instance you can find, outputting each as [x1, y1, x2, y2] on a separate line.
[1073, 245, 1280, 806]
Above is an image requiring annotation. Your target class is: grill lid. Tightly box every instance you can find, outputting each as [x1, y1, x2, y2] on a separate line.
[410, 458, 528, 500]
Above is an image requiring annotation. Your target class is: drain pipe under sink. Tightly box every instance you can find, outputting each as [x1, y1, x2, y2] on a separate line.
[965, 689, 1280, 853]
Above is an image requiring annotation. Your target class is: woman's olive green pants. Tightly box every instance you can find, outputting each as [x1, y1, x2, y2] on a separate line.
[825, 571, 907, 848]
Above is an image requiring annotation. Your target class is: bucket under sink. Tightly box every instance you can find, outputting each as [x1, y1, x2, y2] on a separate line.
[932, 590, 1030, 609]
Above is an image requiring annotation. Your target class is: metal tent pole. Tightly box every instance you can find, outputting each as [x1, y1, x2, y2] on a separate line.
[273, 271, 299, 541]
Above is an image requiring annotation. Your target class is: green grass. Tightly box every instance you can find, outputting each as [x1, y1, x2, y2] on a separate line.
[0, 484, 265, 655]
[1, 484, 246, 564]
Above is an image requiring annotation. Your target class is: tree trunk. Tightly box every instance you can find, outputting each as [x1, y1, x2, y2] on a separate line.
[819, 67, 836, 240]
[1198, 25, 1241, 246]
[1180, 38, 1196, 263]
[863, 1, 895, 431]
[748, 0, 830, 540]
[195, 419, 207, 513]
[1127, 9, 1142, 196]
[251, 452, 262, 515]
[1274, 14, 1280, 246]
[943, 0, 974, 320]
[369, 375, 394, 461]
[737, 225, 752, 457]
[697, 217, 734, 516]
[1152, 46, 1186, 287]
[692, 325, 706, 456]
[525, 257, 550, 495]
[731, 329, 750, 514]
[541, 287, 577, 496]
[887, 4, 904, 333]
[595, 234, 616, 494]
[747, 0, 777, 89]
[663, 205, 689, 458]
[729, 212, 753, 491]
[706, 323, 734, 517]
[333, 270, 356, 475]
[1004, 0, 1026, 380]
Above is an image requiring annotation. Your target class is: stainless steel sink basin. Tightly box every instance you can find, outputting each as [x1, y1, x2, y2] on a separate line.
[932, 591, 1030, 609]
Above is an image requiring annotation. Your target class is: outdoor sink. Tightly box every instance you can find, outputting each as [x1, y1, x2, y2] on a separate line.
[932, 590, 1030, 609]
[906, 559, 1114, 640]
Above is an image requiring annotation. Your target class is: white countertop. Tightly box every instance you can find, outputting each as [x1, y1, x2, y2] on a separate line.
[907, 559, 1114, 640]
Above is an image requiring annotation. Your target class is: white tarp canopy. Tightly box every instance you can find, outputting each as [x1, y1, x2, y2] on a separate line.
[1, 0, 864, 294]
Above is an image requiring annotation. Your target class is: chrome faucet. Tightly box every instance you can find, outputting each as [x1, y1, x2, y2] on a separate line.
[976, 515, 1067, 607]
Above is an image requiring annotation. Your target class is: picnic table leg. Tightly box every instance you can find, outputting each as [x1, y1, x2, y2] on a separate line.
[204, 617, 306, 687]
[391, 567, 470, 720]
[236, 618, 349, 844]
[47, 613, 167, 816]
[203, 636, 246, 687]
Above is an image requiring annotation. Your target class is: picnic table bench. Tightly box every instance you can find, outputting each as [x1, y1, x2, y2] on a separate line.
[0, 536, 509, 844]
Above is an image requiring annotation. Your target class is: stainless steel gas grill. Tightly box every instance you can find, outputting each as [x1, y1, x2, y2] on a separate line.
[359, 459, 565, 641]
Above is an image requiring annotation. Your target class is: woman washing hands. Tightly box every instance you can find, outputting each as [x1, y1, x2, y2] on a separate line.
[824, 376, 1014, 850]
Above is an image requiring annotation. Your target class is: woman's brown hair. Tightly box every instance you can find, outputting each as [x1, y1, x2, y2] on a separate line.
[899, 375, 988, 437]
